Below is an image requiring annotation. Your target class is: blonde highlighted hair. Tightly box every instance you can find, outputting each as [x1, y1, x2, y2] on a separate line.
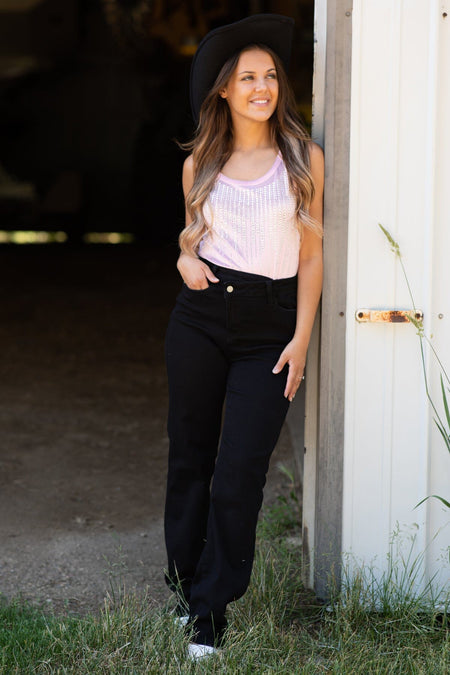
[179, 44, 322, 256]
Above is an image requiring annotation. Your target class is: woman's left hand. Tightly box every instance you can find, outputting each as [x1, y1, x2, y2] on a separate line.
[272, 338, 307, 402]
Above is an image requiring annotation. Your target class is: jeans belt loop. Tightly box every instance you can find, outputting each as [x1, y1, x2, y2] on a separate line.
[265, 280, 274, 305]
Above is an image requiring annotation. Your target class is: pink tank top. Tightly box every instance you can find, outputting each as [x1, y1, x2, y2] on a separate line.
[198, 153, 300, 279]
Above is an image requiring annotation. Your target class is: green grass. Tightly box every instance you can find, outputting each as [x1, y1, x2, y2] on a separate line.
[1, 494, 448, 673]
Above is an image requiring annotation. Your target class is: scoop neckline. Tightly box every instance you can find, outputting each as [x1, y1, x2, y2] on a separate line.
[218, 152, 282, 187]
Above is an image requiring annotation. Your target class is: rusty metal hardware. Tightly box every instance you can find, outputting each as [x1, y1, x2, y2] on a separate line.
[355, 309, 423, 324]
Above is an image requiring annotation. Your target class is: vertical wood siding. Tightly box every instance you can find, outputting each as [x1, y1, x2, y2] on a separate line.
[344, 0, 450, 598]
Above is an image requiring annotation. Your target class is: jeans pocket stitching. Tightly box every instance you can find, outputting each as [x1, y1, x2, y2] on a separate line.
[275, 299, 297, 312]
[184, 283, 212, 293]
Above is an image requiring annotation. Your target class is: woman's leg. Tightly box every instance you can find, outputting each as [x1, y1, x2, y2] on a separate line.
[188, 350, 290, 646]
[164, 299, 228, 606]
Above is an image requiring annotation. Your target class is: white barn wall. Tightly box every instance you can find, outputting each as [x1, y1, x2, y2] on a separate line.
[344, 0, 449, 596]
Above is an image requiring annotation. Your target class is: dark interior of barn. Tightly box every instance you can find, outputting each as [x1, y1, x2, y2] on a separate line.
[0, 0, 314, 613]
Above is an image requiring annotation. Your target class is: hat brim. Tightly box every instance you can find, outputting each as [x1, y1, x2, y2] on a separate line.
[190, 13, 295, 124]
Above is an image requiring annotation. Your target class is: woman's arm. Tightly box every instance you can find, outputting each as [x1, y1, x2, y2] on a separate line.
[272, 141, 325, 401]
[176, 155, 219, 289]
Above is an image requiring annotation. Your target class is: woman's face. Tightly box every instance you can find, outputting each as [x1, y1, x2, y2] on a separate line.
[220, 48, 279, 123]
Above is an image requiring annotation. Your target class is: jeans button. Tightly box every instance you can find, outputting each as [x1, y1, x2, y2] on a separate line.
[226, 285, 234, 293]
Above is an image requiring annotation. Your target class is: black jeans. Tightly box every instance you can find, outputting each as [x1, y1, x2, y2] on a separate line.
[164, 259, 297, 646]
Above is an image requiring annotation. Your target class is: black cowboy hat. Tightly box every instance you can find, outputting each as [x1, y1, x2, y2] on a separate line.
[190, 13, 295, 124]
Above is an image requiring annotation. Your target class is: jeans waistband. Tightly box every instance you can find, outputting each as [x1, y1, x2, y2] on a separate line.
[198, 257, 297, 305]
[199, 257, 297, 289]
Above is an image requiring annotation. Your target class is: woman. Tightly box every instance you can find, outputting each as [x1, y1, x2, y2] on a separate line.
[163, 13, 324, 660]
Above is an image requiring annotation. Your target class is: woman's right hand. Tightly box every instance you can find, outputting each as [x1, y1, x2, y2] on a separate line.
[177, 253, 219, 290]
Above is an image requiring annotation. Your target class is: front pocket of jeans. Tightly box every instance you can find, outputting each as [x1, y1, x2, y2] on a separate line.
[183, 282, 211, 293]
[275, 289, 297, 311]
[229, 299, 295, 344]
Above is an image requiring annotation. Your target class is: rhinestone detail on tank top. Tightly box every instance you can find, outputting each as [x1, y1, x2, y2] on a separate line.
[198, 153, 300, 279]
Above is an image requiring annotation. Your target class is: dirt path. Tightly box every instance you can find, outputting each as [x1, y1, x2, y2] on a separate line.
[0, 245, 295, 616]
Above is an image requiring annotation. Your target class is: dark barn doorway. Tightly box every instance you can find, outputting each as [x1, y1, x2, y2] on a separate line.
[0, 0, 315, 613]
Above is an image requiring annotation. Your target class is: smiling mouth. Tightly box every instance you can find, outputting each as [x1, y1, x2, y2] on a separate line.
[250, 99, 270, 106]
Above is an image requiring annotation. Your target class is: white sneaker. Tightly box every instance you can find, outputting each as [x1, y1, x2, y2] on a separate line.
[173, 614, 190, 628]
[187, 642, 220, 660]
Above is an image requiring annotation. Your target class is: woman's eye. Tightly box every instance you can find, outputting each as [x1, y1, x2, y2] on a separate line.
[240, 72, 277, 82]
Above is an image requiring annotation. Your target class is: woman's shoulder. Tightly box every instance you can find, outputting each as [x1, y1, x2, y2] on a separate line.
[183, 154, 195, 175]
[182, 154, 195, 195]
[306, 140, 324, 163]
[305, 141, 325, 191]
[305, 141, 324, 179]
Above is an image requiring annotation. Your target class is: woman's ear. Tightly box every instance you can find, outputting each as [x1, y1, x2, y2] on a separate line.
[219, 89, 227, 99]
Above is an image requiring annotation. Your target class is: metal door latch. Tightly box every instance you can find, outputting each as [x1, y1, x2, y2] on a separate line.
[355, 309, 423, 323]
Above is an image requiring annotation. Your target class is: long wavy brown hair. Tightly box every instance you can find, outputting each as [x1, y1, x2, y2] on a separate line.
[179, 44, 323, 256]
